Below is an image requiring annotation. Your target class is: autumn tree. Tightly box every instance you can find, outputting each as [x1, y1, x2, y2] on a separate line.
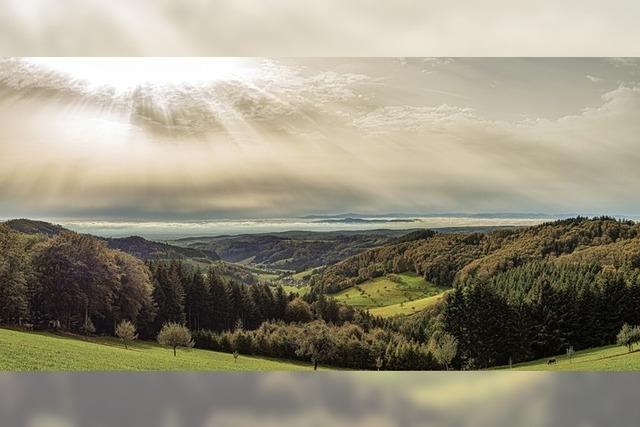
[285, 298, 313, 323]
[295, 321, 336, 370]
[112, 252, 155, 326]
[31, 232, 119, 330]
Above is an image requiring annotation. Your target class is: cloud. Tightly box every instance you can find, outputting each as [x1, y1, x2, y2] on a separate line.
[2, 59, 640, 219]
[3, 1, 640, 56]
[352, 105, 476, 134]
[0, 59, 373, 139]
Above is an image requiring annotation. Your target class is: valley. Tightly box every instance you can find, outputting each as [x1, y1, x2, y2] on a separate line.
[3, 216, 640, 371]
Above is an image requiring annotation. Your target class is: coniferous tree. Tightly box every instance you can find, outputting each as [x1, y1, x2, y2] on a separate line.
[207, 268, 231, 331]
[184, 268, 209, 331]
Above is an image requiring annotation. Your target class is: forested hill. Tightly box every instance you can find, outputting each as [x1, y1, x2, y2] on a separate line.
[172, 230, 410, 272]
[3, 219, 219, 262]
[310, 217, 640, 294]
[170, 226, 513, 272]
[4, 219, 66, 236]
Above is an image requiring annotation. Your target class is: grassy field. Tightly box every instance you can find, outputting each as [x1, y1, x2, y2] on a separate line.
[0, 328, 317, 371]
[280, 284, 310, 296]
[498, 344, 640, 371]
[256, 271, 281, 282]
[333, 273, 447, 311]
[291, 267, 321, 282]
[369, 292, 447, 318]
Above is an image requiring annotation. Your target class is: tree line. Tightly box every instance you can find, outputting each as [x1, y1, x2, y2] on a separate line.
[438, 262, 640, 369]
[4, 217, 640, 370]
[310, 216, 640, 294]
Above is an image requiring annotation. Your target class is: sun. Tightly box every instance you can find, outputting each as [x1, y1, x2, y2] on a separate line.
[25, 57, 259, 92]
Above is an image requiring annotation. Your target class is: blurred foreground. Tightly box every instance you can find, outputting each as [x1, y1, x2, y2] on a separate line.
[1, 372, 639, 426]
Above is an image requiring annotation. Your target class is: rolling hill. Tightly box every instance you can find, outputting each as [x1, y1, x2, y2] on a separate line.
[171, 230, 408, 272]
[3, 219, 220, 263]
[498, 344, 640, 371]
[368, 292, 447, 318]
[332, 272, 446, 308]
[310, 217, 640, 294]
[170, 227, 514, 273]
[0, 328, 315, 371]
[104, 235, 219, 263]
[4, 218, 66, 236]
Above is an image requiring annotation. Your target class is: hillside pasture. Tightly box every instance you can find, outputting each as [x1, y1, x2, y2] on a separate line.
[332, 273, 448, 310]
[369, 292, 447, 318]
[0, 328, 316, 371]
[498, 344, 640, 371]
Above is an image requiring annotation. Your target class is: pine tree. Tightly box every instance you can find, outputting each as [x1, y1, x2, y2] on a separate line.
[208, 270, 231, 331]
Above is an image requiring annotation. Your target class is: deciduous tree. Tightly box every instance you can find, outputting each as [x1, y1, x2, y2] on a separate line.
[157, 322, 193, 356]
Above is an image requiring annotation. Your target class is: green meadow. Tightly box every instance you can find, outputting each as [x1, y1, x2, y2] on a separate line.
[0, 328, 316, 371]
[369, 292, 447, 318]
[497, 344, 640, 371]
[332, 273, 448, 316]
[280, 284, 310, 296]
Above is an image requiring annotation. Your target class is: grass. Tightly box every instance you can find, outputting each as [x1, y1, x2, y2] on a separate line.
[497, 344, 640, 371]
[333, 273, 447, 312]
[291, 267, 321, 282]
[0, 328, 318, 371]
[256, 271, 281, 282]
[369, 292, 447, 318]
[280, 284, 310, 296]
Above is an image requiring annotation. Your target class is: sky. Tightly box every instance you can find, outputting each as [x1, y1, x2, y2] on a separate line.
[3, 1, 640, 56]
[1, 57, 640, 220]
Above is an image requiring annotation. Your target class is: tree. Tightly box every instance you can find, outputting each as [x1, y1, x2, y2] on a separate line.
[184, 268, 209, 331]
[32, 232, 120, 331]
[157, 322, 194, 356]
[207, 269, 230, 331]
[274, 286, 289, 320]
[112, 252, 155, 326]
[566, 345, 575, 362]
[115, 320, 138, 349]
[0, 225, 32, 324]
[158, 262, 186, 325]
[429, 332, 458, 370]
[375, 356, 384, 371]
[295, 321, 336, 370]
[616, 323, 640, 353]
[285, 298, 313, 323]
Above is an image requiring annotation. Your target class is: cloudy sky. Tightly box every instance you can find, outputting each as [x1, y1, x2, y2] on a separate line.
[1, 57, 640, 220]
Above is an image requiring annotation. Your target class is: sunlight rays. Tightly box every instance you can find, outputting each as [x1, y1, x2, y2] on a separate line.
[25, 58, 259, 92]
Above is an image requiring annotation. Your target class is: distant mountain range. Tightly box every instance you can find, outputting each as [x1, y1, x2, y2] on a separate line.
[169, 226, 518, 272]
[301, 212, 576, 220]
[312, 217, 420, 224]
